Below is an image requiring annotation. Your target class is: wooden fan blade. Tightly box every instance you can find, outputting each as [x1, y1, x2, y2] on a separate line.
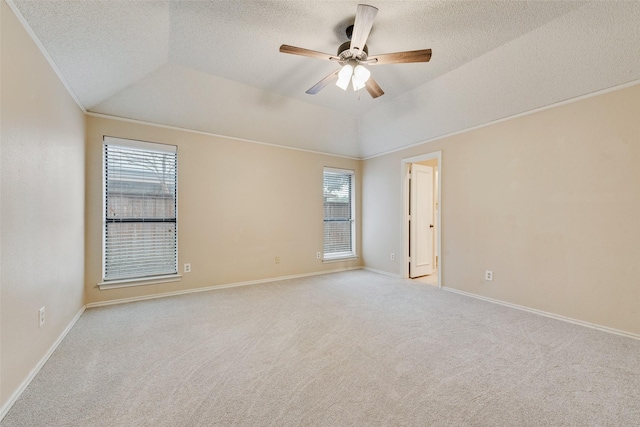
[306, 70, 340, 94]
[369, 49, 432, 65]
[350, 4, 378, 56]
[365, 77, 384, 98]
[279, 44, 337, 61]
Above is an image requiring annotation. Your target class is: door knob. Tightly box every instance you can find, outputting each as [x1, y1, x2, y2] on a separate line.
[430, 224, 434, 228]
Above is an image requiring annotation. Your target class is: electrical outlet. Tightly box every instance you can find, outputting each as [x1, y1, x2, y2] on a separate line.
[485, 270, 493, 281]
[39, 307, 45, 327]
[390, 253, 395, 261]
[275, 256, 280, 264]
[184, 263, 191, 273]
[316, 252, 321, 259]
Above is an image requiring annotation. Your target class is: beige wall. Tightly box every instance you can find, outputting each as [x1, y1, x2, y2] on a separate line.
[363, 84, 640, 335]
[1, 0, 85, 409]
[85, 116, 362, 304]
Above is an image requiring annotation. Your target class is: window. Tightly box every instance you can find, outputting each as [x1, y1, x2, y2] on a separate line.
[102, 137, 177, 283]
[323, 167, 356, 260]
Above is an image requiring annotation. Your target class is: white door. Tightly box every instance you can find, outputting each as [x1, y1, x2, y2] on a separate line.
[409, 164, 434, 278]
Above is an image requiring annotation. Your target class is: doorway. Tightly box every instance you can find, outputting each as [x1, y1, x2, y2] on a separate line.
[401, 152, 442, 287]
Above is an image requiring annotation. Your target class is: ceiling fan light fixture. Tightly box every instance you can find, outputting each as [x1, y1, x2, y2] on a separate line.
[353, 65, 370, 83]
[351, 75, 365, 91]
[336, 64, 353, 90]
[351, 65, 370, 90]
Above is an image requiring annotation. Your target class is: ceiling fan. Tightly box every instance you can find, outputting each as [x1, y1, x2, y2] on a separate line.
[279, 4, 432, 99]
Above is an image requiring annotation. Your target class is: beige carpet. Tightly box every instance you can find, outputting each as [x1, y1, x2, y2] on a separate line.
[2, 270, 639, 426]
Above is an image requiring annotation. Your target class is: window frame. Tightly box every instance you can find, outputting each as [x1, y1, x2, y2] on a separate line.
[99, 136, 179, 289]
[322, 167, 357, 261]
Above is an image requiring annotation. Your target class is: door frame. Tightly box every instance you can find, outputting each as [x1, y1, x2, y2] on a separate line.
[401, 151, 442, 287]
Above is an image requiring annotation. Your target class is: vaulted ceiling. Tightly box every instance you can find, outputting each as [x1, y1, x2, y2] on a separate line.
[9, 0, 640, 158]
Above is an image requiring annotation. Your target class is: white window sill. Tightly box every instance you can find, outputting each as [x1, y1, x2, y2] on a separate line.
[98, 274, 182, 290]
[322, 254, 359, 263]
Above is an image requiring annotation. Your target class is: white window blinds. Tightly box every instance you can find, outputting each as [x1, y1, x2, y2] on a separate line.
[103, 137, 177, 281]
[323, 168, 355, 258]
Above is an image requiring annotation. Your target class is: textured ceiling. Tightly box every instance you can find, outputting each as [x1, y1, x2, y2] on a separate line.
[9, 0, 640, 158]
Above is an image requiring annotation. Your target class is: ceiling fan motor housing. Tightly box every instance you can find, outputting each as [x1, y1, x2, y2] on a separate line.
[337, 41, 368, 63]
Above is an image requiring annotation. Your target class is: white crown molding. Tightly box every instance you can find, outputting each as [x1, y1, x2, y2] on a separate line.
[362, 79, 640, 160]
[5, 0, 87, 113]
[85, 111, 361, 161]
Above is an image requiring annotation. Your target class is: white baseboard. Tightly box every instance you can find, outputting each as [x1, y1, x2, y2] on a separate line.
[442, 287, 640, 341]
[363, 267, 401, 278]
[86, 267, 363, 308]
[0, 306, 86, 421]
